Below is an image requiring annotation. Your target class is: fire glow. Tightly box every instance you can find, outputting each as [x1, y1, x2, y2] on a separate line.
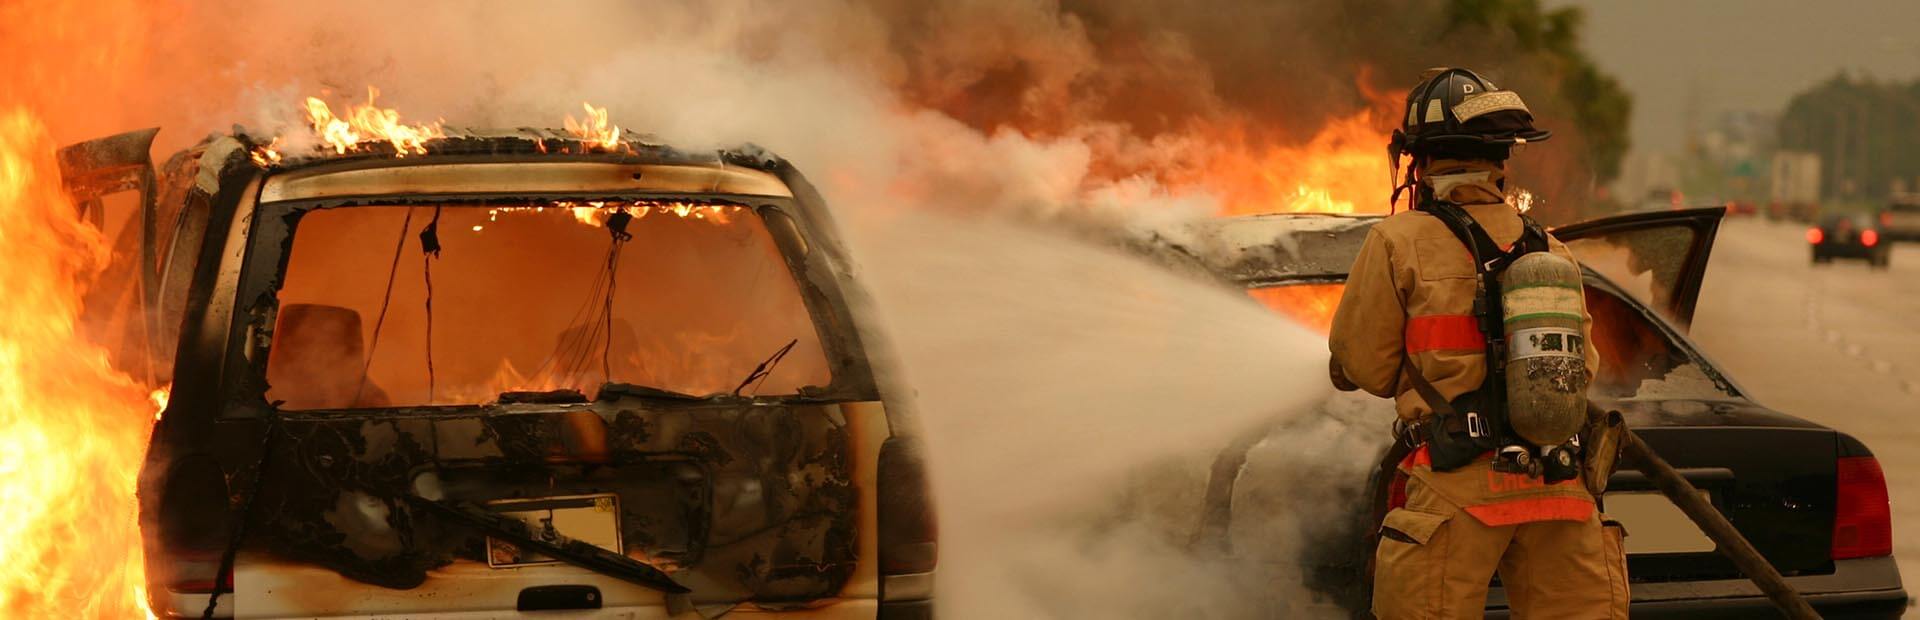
[483, 200, 747, 229]
[564, 102, 624, 150]
[250, 93, 637, 165]
[305, 87, 445, 156]
[0, 110, 158, 618]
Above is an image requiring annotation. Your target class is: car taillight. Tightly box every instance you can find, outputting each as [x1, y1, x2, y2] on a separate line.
[1387, 471, 1409, 511]
[169, 557, 233, 594]
[1863, 230, 1880, 247]
[1833, 456, 1893, 560]
[877, 436, 936, 601]
[1806, 228, 1824, 244]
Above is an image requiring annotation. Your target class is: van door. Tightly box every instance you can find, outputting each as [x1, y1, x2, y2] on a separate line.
[58, 128, 165, 379]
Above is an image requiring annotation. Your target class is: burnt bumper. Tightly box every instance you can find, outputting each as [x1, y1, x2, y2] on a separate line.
[1487, 556, 1907, 619]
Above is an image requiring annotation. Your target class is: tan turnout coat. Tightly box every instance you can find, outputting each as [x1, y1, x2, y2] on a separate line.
[1330, 159, 1628, 619]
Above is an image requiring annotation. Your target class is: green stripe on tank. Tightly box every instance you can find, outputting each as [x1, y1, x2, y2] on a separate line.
[1501, 282, 1584, 292]
[1504, 312, 1584, 324]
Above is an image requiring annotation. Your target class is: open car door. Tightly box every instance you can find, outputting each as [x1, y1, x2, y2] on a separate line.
[1552, 206, 1726, 330]
[57, 128, 164, 380]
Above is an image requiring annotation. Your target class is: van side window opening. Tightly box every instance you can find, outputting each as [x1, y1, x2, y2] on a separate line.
[265, 203, 831, 410]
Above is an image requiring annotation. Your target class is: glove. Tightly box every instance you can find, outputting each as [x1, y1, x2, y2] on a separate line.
[1330, 357, 1359, 392]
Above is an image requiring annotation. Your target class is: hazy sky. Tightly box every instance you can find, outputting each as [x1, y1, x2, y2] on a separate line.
[1544, 0, 1920, 156]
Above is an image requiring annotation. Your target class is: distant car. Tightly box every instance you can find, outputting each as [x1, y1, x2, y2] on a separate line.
[1152, 207, 1905, 618]
[1810, 213, 1891, 268]
[1878, 198, 1920, 243]
[1725, 200, 1759, 217]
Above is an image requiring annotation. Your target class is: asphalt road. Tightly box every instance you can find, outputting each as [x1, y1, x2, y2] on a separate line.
[1688, 216, 1920, 611]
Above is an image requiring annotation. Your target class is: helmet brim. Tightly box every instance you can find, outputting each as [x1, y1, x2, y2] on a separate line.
[1418, 129, 1551, 147]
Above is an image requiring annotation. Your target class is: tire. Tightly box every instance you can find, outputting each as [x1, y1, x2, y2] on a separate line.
[1812, 249, 1830, 264]
[1871, 250, 1892, 269]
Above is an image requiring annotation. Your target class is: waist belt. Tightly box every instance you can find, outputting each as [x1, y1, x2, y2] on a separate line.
[1397, 360, 1499, 470]
[1396, 412, 1485, 449]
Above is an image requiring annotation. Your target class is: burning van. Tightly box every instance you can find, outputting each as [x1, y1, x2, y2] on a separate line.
[61, 124, 935, 618]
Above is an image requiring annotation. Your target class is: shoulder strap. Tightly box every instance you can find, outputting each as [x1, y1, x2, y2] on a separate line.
[1419, 201, 1515, 442]
[1425, 203, 1500, 272]
[1400, 357, 1456, 416]
[1514, 214, 1550, 255]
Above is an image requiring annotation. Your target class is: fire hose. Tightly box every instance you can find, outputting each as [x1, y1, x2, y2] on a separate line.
[1612, 414, 1820, 619]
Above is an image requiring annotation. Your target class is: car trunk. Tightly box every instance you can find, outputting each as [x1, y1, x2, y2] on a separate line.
[234, 397, 870, 617]
[1603, 399, 1839, 582]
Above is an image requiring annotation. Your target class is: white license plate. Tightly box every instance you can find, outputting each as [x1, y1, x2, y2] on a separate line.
[485, 493, 624, 568]
[1606, 491, 1715, 555]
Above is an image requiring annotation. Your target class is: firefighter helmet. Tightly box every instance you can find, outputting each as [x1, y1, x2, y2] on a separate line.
[1390, 67, 1550, 161]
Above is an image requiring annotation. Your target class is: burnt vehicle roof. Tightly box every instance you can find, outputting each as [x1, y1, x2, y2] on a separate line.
[245, 128, 805, 206]
[259, 127, 778, 171]
[1147, 212, 1828, 432]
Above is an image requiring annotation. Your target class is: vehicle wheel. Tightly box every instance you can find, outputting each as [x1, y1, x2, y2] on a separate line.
[1871, 251, 1892, 269]
[1812, 249, 1829, 264]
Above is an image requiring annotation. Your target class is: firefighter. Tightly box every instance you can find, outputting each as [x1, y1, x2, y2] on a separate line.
[1328, 68, 1629, 619]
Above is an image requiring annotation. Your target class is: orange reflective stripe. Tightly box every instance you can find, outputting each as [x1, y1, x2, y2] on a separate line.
[1405, 314, 1483, 353]
[1402, 445, 1431, 469]
[1464, 496, 1595, 526]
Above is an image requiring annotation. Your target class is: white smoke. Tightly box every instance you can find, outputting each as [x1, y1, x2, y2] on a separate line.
[847, 210, 1363, 617]
[44, 1, 1400, 616]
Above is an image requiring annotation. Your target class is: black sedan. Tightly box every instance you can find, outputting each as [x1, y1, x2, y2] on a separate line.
[1811, 213, 1892, 268]
[1150, 207, 1905, 618]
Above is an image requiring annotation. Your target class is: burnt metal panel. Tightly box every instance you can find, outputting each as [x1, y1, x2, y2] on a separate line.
[1141, 213, 1383, 286]
[248, 401, 860, 601]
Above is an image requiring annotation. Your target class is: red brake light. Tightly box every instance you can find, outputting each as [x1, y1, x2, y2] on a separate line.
[1863, 230, 1880, 247]
[1806, 228, 1824, 244]
[169, 564, 233, 595]
[1833, 456, 1893, 560]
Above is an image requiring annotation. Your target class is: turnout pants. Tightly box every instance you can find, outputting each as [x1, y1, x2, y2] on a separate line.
[1372, 474, 1630, 619]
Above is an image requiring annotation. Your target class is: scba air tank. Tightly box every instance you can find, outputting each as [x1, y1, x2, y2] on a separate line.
[1501, 251, 1590, 447]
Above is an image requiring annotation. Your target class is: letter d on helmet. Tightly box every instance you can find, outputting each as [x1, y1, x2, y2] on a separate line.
[1392, 67, 1551, 162]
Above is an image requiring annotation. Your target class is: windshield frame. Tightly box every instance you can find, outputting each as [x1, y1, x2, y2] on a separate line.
[225, 185, 870, 416]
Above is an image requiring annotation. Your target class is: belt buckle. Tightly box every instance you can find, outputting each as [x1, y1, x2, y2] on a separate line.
[1395, 419, 1422, 448]
[1465, 412, 1489, 438]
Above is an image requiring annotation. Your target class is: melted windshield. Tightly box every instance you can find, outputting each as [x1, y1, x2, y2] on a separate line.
[266, 202, 830, 410]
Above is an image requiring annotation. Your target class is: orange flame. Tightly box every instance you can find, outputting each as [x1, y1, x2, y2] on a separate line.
[254, 93, 639, 164]
[148, 386, 169, 421]
[1182, 105, 1397, 216]
[1159, 71, 1404, 217]
[564, 102, 624, 150]
[1248, 284, 1345, 334]
[304, 86, 445, 156]
[482, 200, 745, 231]
[0, 109, 157, 618]
[249, 137, 283, 168]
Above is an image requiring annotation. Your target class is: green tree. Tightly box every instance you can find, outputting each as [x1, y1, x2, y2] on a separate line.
[1442, 0, 1634, 184]
[1777, 74, 1920, 201]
